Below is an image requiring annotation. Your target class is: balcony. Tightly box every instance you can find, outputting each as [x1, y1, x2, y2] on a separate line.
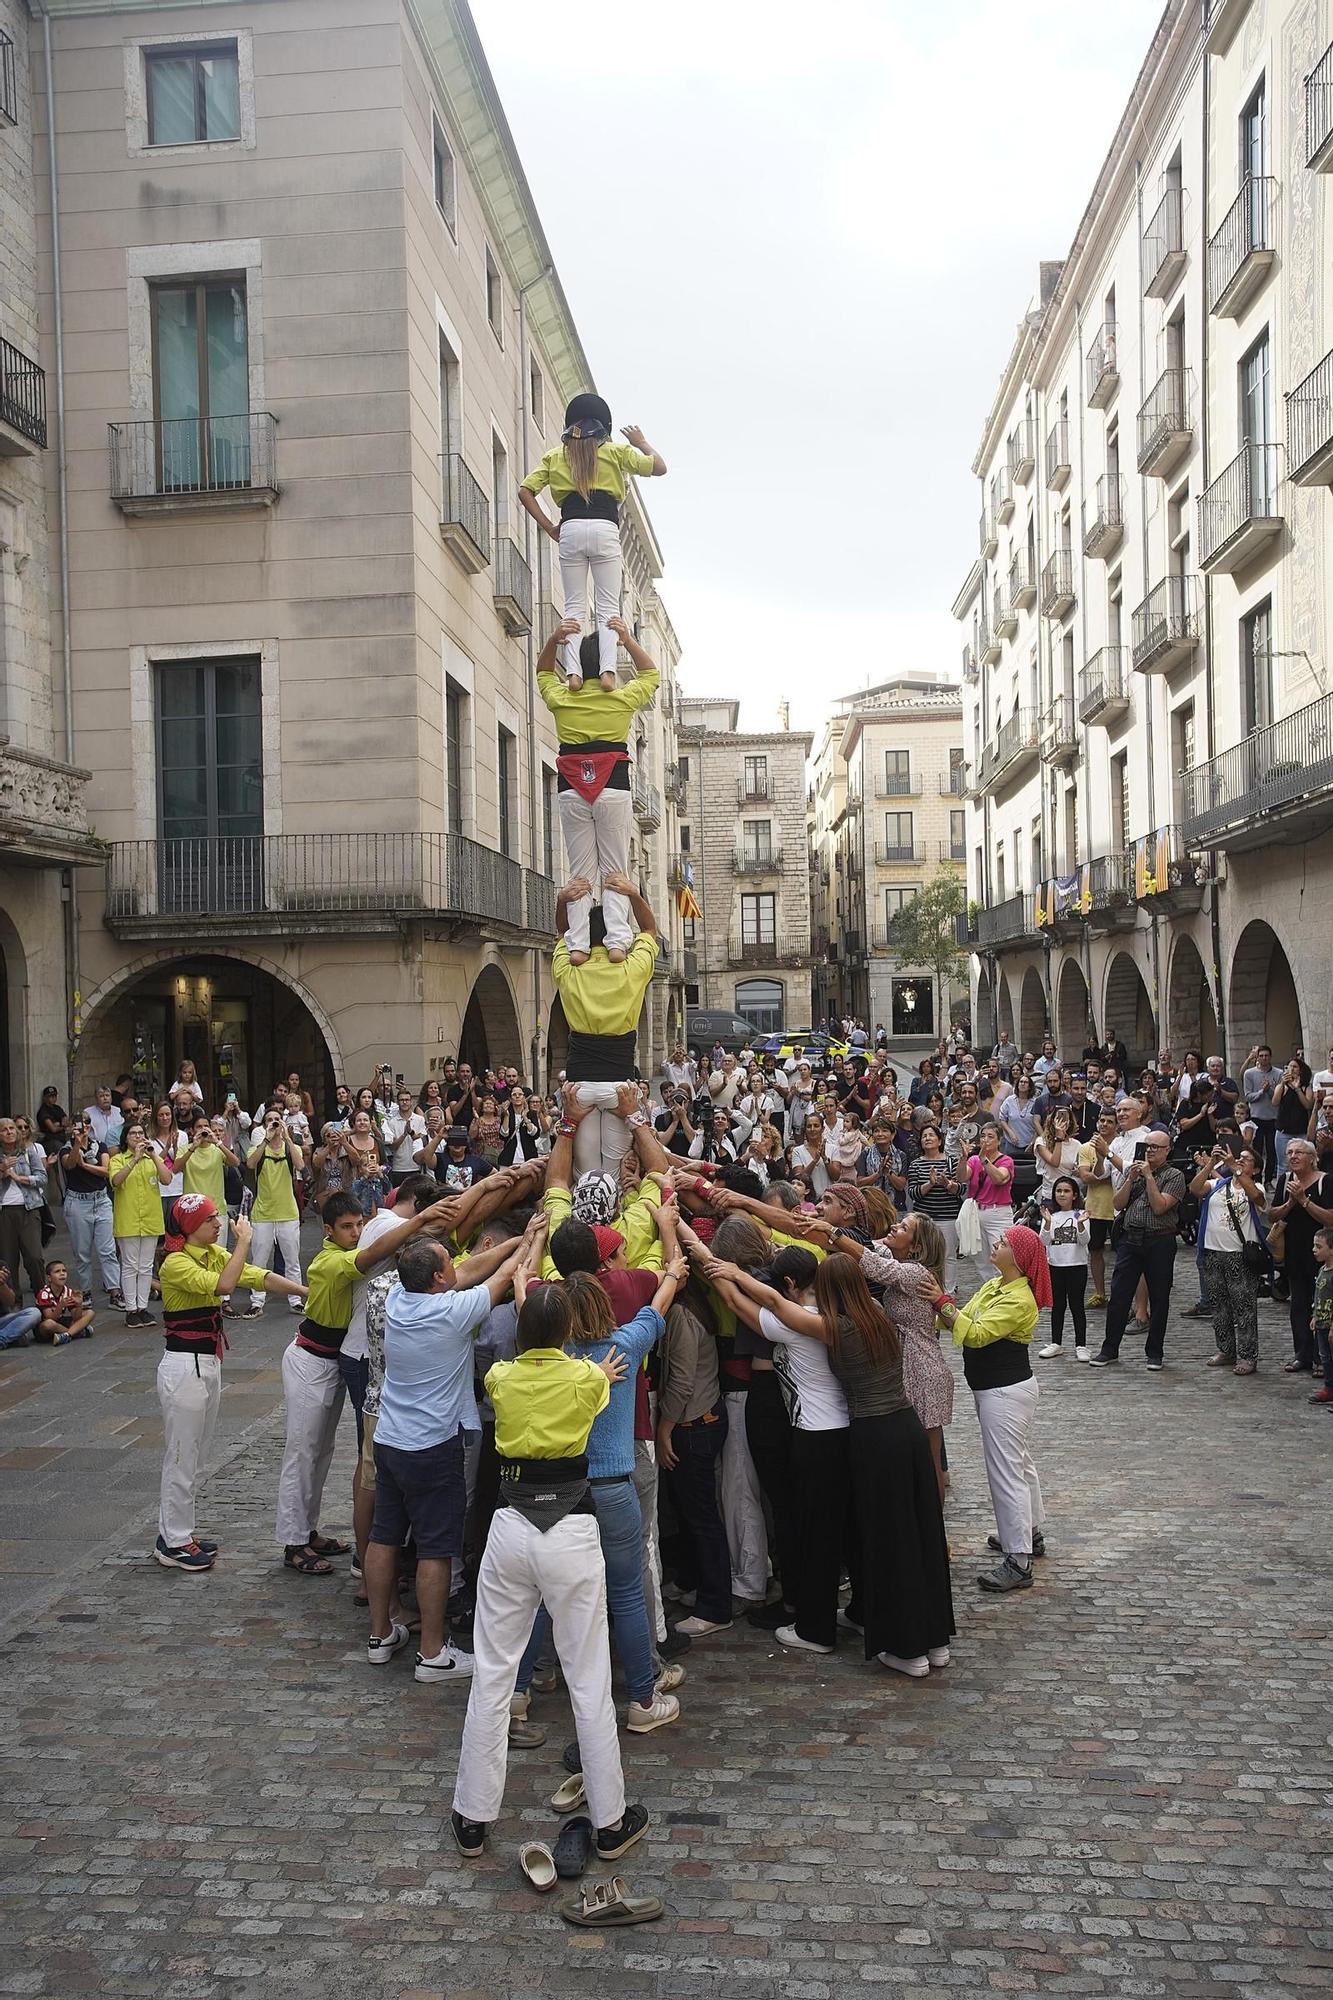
[737, 774, 770, 804]
[0, 335, 46, 454]
[1045, 419, 1070, 490]
[977, 893, 1037, 951]
[1040, 695, 1078, 767]
[954, 910, 978, 949]
[939, 836, 967, 863]
[994, 585, 1017, 641]
[875, 770, 918, 798]
[1034, 878, 1082, 940]
[980, 709, 1040, 794]
[732, 843, 781, 875]
[439, 451, 491, 571]
[995, 466, 1015, 523]
[962, 644, 979, 686]
[1007, 421, 1035, 485]
[104, 834, 554, 940]
[1132, 575, 1200, 675]
[633, 773, 663, 832]
[0, 29, 15, 128]
[109, 412, 276, 513]
[664, 762, 687, 807]
[1286, 349, 1333, 486]
[978, 621, 1001, 667]
[1309, 39, 1333, 170]
[939, 766, 967, 797]
[1082, 476, 1124, 559]
[492, 536, 532, 636]
[1009, 548, 1037, 611]
[0, 740, 99, 866]
[1198, 442, 1282, 574]
[1086, 322, 1119, 408]
[1143, 185, 1187, 298]
[980, 507, 998, 559]
[1182, 691, 1333, 851]
[1203, 0, 1254, 57]
[1129, 824, 1212, 913]
[1137, 367, 1193, 477]
[874, 841, 924, 865]
[1039, 547, 1075, 619]
[668, 852, 691, 888]
[725, 931, 813, 969]
[1207, 177, 1276, 318]
[683, 947, 698, 982]
[1078, 646, 1131, 725]
[1082, 851, 1134, 932]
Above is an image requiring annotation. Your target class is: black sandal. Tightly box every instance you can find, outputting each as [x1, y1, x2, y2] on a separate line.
[306, 1533, 349, 1557]
[284, 1544, 334, 1576]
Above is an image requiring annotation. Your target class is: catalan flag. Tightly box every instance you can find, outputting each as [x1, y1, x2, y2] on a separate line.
[676, 883, 702, 922]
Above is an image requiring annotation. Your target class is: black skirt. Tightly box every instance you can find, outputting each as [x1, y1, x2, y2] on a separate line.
[848, 1408, 954, 1660]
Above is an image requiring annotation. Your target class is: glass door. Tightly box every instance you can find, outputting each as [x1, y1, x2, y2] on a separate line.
[152, 280, 250, 490]
[156, 658, 264, 912]
[1240, 332, 1273, 512]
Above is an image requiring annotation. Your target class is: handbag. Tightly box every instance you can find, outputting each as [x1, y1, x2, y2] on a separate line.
[956, 1196, 983, 1259]
[1223, 1184, 1268, 1273]
[1266, 1218, 1286, 1264]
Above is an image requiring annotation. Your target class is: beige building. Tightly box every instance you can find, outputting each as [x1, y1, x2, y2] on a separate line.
[15, 0, 682, 1115]
[955, 0, 1333, 1070]
[676, 697, 814, 1037]
[0, 0, 100, 1113]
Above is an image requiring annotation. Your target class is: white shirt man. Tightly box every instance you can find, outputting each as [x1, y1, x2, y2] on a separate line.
[382, 1096, 427, 1177]
[1108, 1098, 1151, 1191]
[663, 1049, 697, 1092]
[1313, 1050, 1333, 1095]
[708, 1057, 744, 1110]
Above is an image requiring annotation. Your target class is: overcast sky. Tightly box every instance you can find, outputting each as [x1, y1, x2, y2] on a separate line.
[470, 0, 1166, 733]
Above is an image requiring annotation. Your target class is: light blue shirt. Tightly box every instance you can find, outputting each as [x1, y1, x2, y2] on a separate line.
[578, 1306, 664, 1479]
[374, 1282, 491, 1453]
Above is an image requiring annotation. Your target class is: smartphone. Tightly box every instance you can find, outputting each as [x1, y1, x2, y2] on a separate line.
[239, 1187, 254, 1220]
[1132, 1141, 1148, 1162]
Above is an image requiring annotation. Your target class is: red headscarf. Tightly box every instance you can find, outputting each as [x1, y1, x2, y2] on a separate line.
[165, 1193, 217, 1254]
[1003, 1223, 1052, 1310]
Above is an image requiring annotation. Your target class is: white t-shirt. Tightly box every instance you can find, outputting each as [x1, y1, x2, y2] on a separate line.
[1202, 1176, 1258, 1252]
[382, 1111, 426, 1175]
[152, 1136, 184, 1200]
[1040, 1210, 1090, 1267]
[1108, 1126, 1150, 1191]
[1037, 1136, 1082, 1200]
[758, 1305, 848, 1432]
[344, 1207, 402, 1362]
[789, 1145, 831, 1197]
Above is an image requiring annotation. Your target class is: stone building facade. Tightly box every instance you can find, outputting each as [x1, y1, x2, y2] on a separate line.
[677, 697, 814, 1036]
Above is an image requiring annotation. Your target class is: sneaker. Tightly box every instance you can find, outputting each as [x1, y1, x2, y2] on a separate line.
[106, 1289, 125, 1309]
[414, 1644, 475, 1683]
[653, 1661, 687, 1695]
[1145, 1358, 1164, 1371]
[877, 1651, 929, 1678]
[673, 1614, 732, 1638]
[153, 1534, 214, 1572]
[1088, 1350, 1118, 1367]
[1309, 1387, 1333, 1405]
[530, 1664, 561, 1693]
[746, 1599, 794, 1632]
[988, 1530, 1045, 1559]
[52, 1330, 71, 1347]
[1181, 1302, 1211, 1319]
[977, 1556, 1034, 1593]
[1074, 1345, 1091, 1363]
[927, 1646, 951, 1669]
[774, 1624, 834, 1655]
[657, 1627, 693, 1661]
[450, 1809, 486, 1859]
[595, 1803, 648, 1861]
[1086, 1292, 1108, 1308]
[367, 1621, 410, 1665]
[508, 1717, 547, 1748]
[626, 1691, 680, 1734]
[238, 1304, 264, 1320]
[1037, 1342, 1064, 1360]
[509, 1689, 532, 1720]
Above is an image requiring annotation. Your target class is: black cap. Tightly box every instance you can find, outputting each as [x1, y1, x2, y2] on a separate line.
[562, 391, 612, 440]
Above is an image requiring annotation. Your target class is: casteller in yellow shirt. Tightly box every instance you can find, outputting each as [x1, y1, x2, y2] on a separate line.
[552, 931, 658, 1039]
[487, 1349, 610, 1461]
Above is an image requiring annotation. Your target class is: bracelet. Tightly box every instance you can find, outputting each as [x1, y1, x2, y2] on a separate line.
[693, 1177, 710, 1198]
[557, 1120, 576, 1138]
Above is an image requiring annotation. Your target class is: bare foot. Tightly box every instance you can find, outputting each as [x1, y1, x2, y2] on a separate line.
[569, 949, 590, 966]
[606, 947, 627, 964]
[565, 675, 584, 692]
[599, 671, 618, 691]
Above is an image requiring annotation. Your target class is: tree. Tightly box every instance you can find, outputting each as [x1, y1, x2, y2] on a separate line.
[885, 870, 969, 1035]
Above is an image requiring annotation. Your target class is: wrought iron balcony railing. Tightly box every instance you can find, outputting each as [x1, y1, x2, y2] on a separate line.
[109, 412, 275, 505]
[1207, 176, 1276, 317]
[1143, 185, 1186, 299]
[981, 709, 1040, 792]
[1040, 694, 1077, 765]
[492, 535, 533, 635]
[1087, 321, 1118, 408]
[977, 893, 1036, 948]
[980, 507, 997, 558]
[439, 451, 491, 570]
[1132, 575, 1200, 674]
[1198, 441, 1282, 573]
[1007, 420, 1035, 484]
[873, 841, 924, 865]
[1182, 692, 1333, 849]
[994, 466, 1014, 523]
[1083, 476, 1123, 559]
[1128, 824, 1212, 908]
[1308, 38, 1333, 170]
[632, 773, 663, 831]
[875, 771, 917, 797]
[1137, 367, 1193, 476]
[1045, 418, 1070, 489]
[0, 334, 46, 450]
[737, 774, 770, 804]
[939, 767, 967, 796]
[1039, 546, 1075, 619]
[1286, 348, 1333, 486]
[1009, 548, 1037, 611]
[1079, 646, 1131, 725]
[732, 843, 781, 874]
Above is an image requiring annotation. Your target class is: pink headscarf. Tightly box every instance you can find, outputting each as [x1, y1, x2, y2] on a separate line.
[1003, 1223, 1052, 1310]
[165, 1192, 217, 1254]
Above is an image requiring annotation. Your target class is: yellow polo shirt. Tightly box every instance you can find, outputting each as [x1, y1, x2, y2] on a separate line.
[180, 1140, 227, 1209]
[160, 1242, 270, 1311]
[521, 439, 654, 507]
[538, 669, 659, 745]
[108, 1152, 166, 1239]
[552, 933, 658, 1037]
[487, 1348, 610, 1460]
[539, 1177, 664, 1281]
[303, 1241, 362, 1329]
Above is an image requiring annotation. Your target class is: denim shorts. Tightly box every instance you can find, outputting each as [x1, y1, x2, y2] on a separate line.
[338, 1352, 370, 1453]
[370, 1430, 467, 1561]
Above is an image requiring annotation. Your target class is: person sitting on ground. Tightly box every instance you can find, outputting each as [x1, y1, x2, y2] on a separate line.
[35, 1259, 95, 1344]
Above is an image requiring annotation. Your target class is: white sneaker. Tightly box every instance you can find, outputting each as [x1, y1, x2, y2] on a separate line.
[414, 1643, 474, 1684]
[509, 1689, 531, 1720]
[367, 1621, 410, 1665]
[654, 1661, 687, 1694]
[775, 1623, 833, 1655]
[1038, 1342, 1064, 1360]
[927, 1646, 951, 1669]
[1074, 1345, 1091, 1363]
[626, 1690, 680, 1734]
[878, 1651, 930, 1678]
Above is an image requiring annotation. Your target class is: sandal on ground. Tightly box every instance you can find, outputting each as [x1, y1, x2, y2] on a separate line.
[553, 1814, 593, 1880]
[354, 1590, 369, 1607]
[560, 1877, 663, 1928]
[519, 1841, 558, 1893]
[1282, 1359, 1307, 1373]
[305, 1533, 350, 1557]
[284, 1544, 334, 1576]
[549, 1773, 587, 1814]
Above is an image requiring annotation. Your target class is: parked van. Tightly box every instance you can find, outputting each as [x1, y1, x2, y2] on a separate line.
[684, 1010, 765, 1054]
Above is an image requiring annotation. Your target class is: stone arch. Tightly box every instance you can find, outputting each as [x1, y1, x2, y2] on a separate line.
[1166, 933, 1218, 1061]
[1056, 956, 1091, 1063]
[546, 993, 569, 1090]
[974, 964, 996, 1050]
[996, 969, 1015, 1042]
[0, 908, 29, 1114]
[1228, 920, 1304, 1065]
[1019, 963, 1048, 1056]
[1103, 948, 1156, 1070]
[460, 961, 524, 1077]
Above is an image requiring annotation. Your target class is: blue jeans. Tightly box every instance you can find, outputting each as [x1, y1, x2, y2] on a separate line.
[63, 1193, 121, 1295]
[338, 1352, 369, 1453]
[0, 1308, 41, 1349]
[517, 1476, 656, 1706]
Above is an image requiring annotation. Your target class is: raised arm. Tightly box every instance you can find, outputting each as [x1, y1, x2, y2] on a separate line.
[621, 423, 666, 476]
[606, 617, 655, 677]
[555, 875, 594, 938]
[537, 615, 582, 677]
[603, 869, 657, 939]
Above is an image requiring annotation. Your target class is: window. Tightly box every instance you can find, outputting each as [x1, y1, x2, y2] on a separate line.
[685, 983, 700, 1006]
[741, 818, 773, 862]
[541, 766, 556, 876]
[742, 754, 768, 799]
[741, 893, 776, 948]
[438, 329, 461, 455]
[1012, 829, 1022, 889]
[146, 43, 239, 145]
[445, 679, 468, 835]
[995, 849, 1006, 901]
[151, 279, 250, 489]
[1031, 817, 1043, 888]
[884, 748, 911, 794]
[1061, 630, 1075, 704]
[1167, 482, 1191, 585]
[1240, 75, 1268, 185]
[529, 357, 544, 428]
[485, 247, 503, 343]
[678, 755, 690, 784]
[679, 824, 691, 852]
[1, 29, 16, 129]
[1170, 703, 1195, 821]
[682, 917, 696, 944]
[950, 809, 966, 859]
[736, 978, 784, 1034]
[893, 976, 933, 1037]
[1110, 751, 1129, 852]
[497, 726, 516, 857]
[155, 656, 262, 910]
[882, 811, 914, 858]
[1165, 305, 1185, 376]
[884, 886, 918, 919]
[432, 117, 457, 236]
[1242, 600, 1273, 735]
[1064, 784, 1078, 871]
[491, 432, 510, 539]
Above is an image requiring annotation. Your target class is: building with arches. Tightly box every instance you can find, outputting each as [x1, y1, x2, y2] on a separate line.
[953, 0, 1333, 1074]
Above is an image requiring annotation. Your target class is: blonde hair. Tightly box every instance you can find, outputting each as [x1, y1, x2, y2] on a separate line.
[861, 1187, 897, 1238]
[564, 432, 600, 502]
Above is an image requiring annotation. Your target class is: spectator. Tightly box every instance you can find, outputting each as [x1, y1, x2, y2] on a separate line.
[1272, 1058, 1313, 1176]
[1266, 1138, 1333, 1376]
[1091, 1129, 1184, 1370]
[82, 1083, 124, 1152]
[59, 1114, 123, 1308]
[0, 1115, 49, 1302]
[1191, 1143, 1267, 1377]
[1241, 1045, 1280, 1182]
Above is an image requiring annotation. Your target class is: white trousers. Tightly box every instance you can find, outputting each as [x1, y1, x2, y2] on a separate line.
[935, 1216, 959, 1295]
[118, 1235, 158, 1313]
[719, 1388, 768, 1600]
[572, 1081, 636, 1180]
[249, 1218, 302, 1309]
[157, 1351, 221, 1547]
[558, 788, 635, 952]
[632, 1436, 666, 1646]
[558, 517, 622, 680]
[973, 1375, 1044, 1558]
[453, 1505, 626, 1829]
[274, 1342, 346, 1547]
[978, 1204, 1015, 1273]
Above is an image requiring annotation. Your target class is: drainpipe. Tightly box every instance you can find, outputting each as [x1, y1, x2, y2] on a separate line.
[36, 5, 80, 1104]
[1134, 158, 1163, 1052]
[1199, 35, 1227, 1064]
[1073, 306, 1098, 1041]
[517, 268, 552, 1087]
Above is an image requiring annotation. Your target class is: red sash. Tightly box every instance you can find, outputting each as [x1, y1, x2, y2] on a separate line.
[556, 749, 629, 804]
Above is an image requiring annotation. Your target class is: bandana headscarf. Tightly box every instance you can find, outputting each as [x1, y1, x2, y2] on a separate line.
[828, 1183, 869, 1232]
[165, 1192, 217, 1254]
[1003, 1223, 1052, 1310]
[571, 1171, 618, 1228]
[591, 1225, 624, 1268]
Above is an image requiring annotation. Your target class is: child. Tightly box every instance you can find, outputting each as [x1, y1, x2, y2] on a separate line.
[535, 611, 660, 963]
[1037, 1175, 1091, 1361]
[450, 1273, 651, 1877]
[1311, 1226, 1333, 1406]
[35, 1261, 95, 1344]
[519, 392, 666, 691]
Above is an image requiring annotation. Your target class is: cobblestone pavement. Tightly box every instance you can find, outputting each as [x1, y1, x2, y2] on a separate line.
[1, 1264, 1331, 2000]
